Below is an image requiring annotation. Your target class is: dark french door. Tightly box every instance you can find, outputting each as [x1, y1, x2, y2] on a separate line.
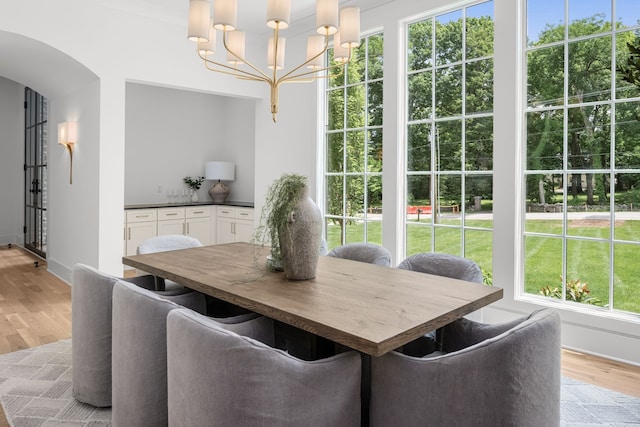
[24, 87, 48, 258]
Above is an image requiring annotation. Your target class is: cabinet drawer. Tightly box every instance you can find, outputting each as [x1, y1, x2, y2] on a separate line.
[157, 207, 185, 220]
[126, 209, 157, 223]
[217, 207, 235, 218]
[236, 208, 254, 220]
[186, 206, 210, 219]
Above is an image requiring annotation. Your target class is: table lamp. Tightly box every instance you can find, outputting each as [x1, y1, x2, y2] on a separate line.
[205, 161, 235, 203]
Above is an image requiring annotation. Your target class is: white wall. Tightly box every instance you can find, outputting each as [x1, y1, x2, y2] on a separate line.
[0, 78, 24, 246]
[47, 79, 101, 280]
[124, 83, 255, 205]
[0, 0, 261, 280]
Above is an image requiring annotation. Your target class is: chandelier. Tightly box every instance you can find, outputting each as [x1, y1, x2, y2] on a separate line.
[187, 0, 361, 122]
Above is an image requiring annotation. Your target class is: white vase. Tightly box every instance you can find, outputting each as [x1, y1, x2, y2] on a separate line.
[191, 191, 198, 202]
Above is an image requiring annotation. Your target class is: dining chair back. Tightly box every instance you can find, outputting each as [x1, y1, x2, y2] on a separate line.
[111, 280, 260, 427]
[370, 308, 561, 427]
[396, 252, 484, 355]
[396, 252, 483, 283]
[136, 234, 204, 294]
[71, 263, 196, 407]
[166, 308, 362, 427]
[327, 242, 392, 267]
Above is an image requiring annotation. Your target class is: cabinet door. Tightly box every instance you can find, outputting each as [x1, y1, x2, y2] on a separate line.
[186, 217, 211, 245]
[216, 217, 235, 244]
[235, 220, 254, 243]
[157, 219, 185, 236]
[126, 221, 157, 256]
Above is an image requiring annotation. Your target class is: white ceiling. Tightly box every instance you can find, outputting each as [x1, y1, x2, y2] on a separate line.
[0, 0, 394, 97]
[94, 0, 392, 34]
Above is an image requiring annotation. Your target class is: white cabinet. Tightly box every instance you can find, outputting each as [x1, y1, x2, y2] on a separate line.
[124, 209, 157, 256]
[124, 205, 249, 259]
[157, 207, 186, 236]
[186, 206, 212, 245]
[216, 207, 254, 244]
[156, 206, 212, 245]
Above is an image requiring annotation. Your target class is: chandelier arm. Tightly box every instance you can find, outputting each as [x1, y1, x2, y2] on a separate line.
[199, 50, 271, 83]
[275, 30, 331, 85]
[222, 30, 273, 82]
[279, 60, 348, 83]
[283, 68, 345, 83]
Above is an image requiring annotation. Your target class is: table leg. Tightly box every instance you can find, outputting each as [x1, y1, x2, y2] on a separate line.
[361, 353, 371, 427]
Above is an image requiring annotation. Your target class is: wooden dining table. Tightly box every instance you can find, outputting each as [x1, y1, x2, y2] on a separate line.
[122, 242, 503, 357]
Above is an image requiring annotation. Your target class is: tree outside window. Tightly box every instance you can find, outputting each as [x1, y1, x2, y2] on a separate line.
[524, 0, 640, 314]
[324, 33, 384, 249]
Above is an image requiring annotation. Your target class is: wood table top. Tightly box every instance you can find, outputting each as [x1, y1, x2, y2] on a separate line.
[122, 242, 503, 356]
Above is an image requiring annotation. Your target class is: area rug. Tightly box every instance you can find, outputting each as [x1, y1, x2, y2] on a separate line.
[0, 340, 639, 427]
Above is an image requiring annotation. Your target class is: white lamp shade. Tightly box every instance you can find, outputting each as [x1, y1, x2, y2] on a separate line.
[339, 7, 361, 48]
[213, 0, 237, 31]
[267, 36, 286, 70]
[316, 0, 338, 35]
[226, 31, 246, 64]
[306, 35, 325, 69]
[267, 0, 291, 29]
[332, 31, 349, 63]
[188, 0, 210, 42]
[205, 161, 235, 181]
[198, 23, 217, 56]
[58, 121, 77, 145]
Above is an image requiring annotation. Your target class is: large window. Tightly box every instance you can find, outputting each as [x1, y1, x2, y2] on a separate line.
[524, 0, 640, 314]
[324, 33, 384, 249]
[404, 1, 494, 280]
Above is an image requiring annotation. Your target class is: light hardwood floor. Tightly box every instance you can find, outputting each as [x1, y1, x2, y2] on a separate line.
[0, 244, 638, 425]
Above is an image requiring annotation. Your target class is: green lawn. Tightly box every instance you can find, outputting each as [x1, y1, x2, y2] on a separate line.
[326, 218, 640, 314]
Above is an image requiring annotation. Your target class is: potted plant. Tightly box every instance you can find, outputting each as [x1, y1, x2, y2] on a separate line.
[183, 176, 205, 202]
[254, 173, 322, 280]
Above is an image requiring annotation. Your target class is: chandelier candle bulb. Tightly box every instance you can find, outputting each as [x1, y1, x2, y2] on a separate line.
[267, 37, 286, 70]
[339, 7, 361, 48]
[316, 0, 339, 34]
[198, 24, 216, 56]
[267, 0, 291, 29]
[226, 31, 245, 64]
[332, 31, 349, 63]
[213, 0, 237, 31]
[188, 0, 210, 42]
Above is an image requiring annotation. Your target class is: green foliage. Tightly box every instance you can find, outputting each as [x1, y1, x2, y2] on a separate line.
[617, 37, 640, 88]
[615, 188, 640, 205]
[254, 174, 308, 265]
[183, 176, 204, 190]
[481, 267, 493, 286]
[539, 277, 603, 306]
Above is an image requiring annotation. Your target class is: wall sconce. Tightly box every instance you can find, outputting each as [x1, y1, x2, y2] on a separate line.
[58, 121, 77, 184]
[205, 161, 235, 203]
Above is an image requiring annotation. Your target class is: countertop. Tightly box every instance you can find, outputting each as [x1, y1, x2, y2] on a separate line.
[124, 201, 254, 210]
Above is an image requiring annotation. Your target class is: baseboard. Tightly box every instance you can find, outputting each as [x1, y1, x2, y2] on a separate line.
[0, 234, 19, 246]
[46, 257, 72, 286]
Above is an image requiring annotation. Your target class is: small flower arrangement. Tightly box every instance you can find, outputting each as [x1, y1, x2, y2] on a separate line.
[183, 176, 205, 191]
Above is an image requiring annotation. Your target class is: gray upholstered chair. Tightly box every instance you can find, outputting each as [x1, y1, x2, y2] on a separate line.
[136, 234, 203, 292]
[370, 308, 561, 427]
[397, 252, 484, 355]
[396, 252, 483, 282]
[71, 263, 204, 407]
[327, 242, 392, 267]
[111, 280, 262, 427]
[166, 308, 362, 427]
